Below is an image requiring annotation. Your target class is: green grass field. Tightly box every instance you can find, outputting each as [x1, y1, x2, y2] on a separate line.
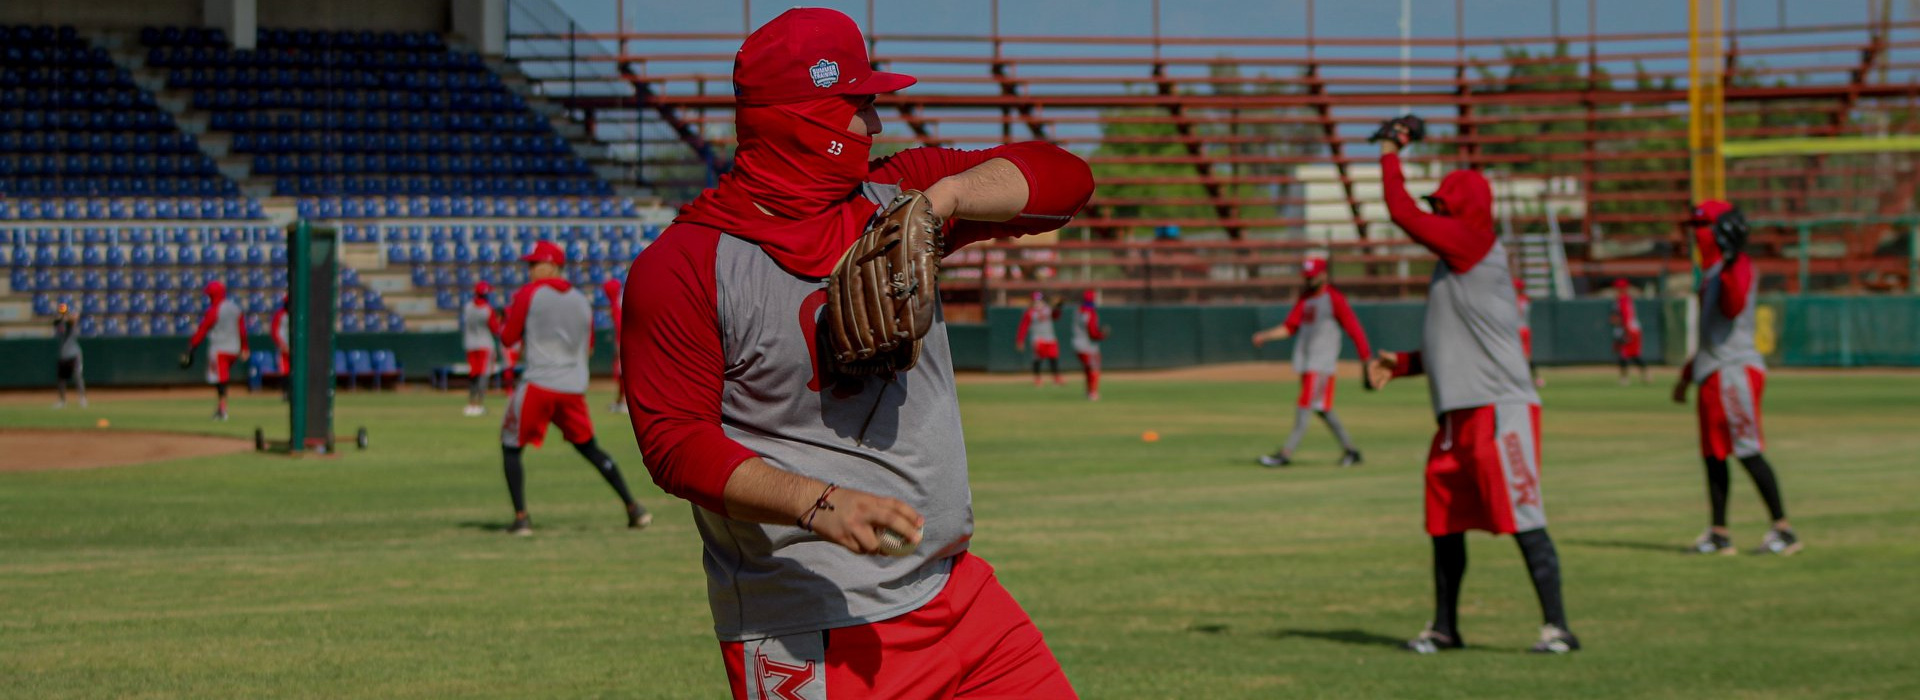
[3, 368, 1918, 698]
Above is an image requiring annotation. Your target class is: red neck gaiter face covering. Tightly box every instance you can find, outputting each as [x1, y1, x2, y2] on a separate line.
[677, 97, 879, 278]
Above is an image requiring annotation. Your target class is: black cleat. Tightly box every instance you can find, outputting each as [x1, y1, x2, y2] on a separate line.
[1402, 624, 1464, 654]
[1257, 452, 1292, 468]
[1529, 624, 1581, 654]
[1690, 530, 1735, 556]
[507, 514, 532, 536]
[627, 503, 653, 530]
[1754, 528, 1802, 556]
[1339, 449, 1363, 467]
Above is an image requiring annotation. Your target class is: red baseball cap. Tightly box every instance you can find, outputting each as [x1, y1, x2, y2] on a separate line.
[474, 280, 492, 296]
[733, 8, 916, 106]
[1301, 258, 1327, 278]
[520, 241, 565, 265]
[1613, 277, 1630, 289]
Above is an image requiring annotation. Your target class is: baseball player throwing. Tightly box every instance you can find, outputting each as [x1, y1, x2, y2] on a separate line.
[1251, 257, 1370, 467]
[623, 9, 1094, 697]
[1016, 292, 1066, 387]
[1365, 116, 1579, 655]
[1672, 201, 1799, 556]
[1070, 290, 1105, 401]
[497, 241, 649, 535]
[51, 303, 86, 408]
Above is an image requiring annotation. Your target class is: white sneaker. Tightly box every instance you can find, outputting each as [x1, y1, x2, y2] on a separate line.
[52, 401, 66, 409]
[78, 398, 88, 408]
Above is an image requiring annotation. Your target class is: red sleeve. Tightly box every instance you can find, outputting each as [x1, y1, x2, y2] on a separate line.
[1016, 308, 1033, 345]
[236, 312, 248, 355]
[271, 311, 287, 353]
[1329, 289, 1372, 360]
[621, 224, 759, 515]
[1678, 357, 1695, 385]
[1086, 308, 1104, 340]
[188, 303, 218, 347]
[868, 142, 1094, 251]
[500, 287, 534, 348]
[487, 305, 504, 338]
[1281, 296, 1307, 335]
[1717, 256, 1753, 318]
[1392, 350, 1426, 378]
[1381, 153, 1493, 274]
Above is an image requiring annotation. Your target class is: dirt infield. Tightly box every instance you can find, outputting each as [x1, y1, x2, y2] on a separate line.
[0, 429, 251, 472]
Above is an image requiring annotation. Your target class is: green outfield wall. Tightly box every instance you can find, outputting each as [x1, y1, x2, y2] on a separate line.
[3, 295, 1915, 388]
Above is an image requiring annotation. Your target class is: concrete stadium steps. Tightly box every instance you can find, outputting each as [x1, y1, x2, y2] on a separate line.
[337, 242, 453, 331]
[488, 58, 634, 193]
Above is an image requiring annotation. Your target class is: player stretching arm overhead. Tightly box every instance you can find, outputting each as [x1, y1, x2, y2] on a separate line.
[622, 9, 1093, 697]
[1363, 116, 1579, 655]
[1251, 257, 1370, 467]
[1671, 201, 1799, 556]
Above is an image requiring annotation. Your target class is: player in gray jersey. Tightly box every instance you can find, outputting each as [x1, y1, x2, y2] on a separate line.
[624, 9, 1094, 696]
[1365, 117, 1578, 655]
[1252, 257, 1370, 467]
[460, 281, 503, 417]
[496, 241, 649, 535]
[1671, 201, 1798, 556]
[183, 280, 247, 420]
[1017, 292, 1066, 387]
[51, 302, 85, 408]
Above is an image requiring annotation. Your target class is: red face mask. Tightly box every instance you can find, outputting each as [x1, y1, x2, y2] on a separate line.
[676, 96, 881, 277]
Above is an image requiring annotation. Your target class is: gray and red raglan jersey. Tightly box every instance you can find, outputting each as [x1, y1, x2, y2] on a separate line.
[461, 300, 497, 352]
[1693, 256, 1765, 382]
[502, 279, 592, 394]
[623, 144, 1093, 642]
[1071, 305, 1100, 355]
[1283, 287, 1371, 375]
[1019, 303, 1058, 346]
[1381, 155, 1537, 416]
[195, 299, 245, 357]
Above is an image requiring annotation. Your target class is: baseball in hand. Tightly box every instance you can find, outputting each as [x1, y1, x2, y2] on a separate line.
[877, 526, 921, 557]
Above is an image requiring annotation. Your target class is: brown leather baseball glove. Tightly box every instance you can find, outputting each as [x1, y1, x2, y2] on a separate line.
[825, 190, 946, 376]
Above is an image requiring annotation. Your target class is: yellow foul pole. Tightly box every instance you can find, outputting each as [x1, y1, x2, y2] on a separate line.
[1688, 0, 1727, 204]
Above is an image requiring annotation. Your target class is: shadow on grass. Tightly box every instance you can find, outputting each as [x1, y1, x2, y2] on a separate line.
[457, 520, 513, 533]
[1560, 538, 1689, 554]
[1265, 628, 1409, 649]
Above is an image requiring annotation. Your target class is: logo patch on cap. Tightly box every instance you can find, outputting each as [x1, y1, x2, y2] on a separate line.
[809, 59, 840, 88]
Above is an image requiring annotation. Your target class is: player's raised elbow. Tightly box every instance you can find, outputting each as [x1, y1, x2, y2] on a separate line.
[1006, 142, 1094, 220]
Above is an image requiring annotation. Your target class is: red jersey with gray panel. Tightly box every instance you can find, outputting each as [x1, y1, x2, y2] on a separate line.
[499, 279, 596, 448]
[1382, 154, 1546, 536]
[624, 143, 1093, 643]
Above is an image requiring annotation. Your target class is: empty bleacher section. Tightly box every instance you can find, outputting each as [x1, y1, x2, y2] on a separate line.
[144, 26, 614, 206]
[0, 24, 259, 221]
[1, 222, 401, 338]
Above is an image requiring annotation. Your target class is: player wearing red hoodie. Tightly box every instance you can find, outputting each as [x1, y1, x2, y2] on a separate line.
[622, 9, 1092, 697]
[1671, 201, 1799, 556]
[184, 280, 247, 420]
[602, 278, 626, 414]
[1611, 278, 1649, 385]
[1365, 118, 1578, 655]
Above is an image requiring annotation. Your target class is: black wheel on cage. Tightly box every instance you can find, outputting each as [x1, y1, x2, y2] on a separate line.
[356, 427, 369, 450]
[254, 427, 265, 452]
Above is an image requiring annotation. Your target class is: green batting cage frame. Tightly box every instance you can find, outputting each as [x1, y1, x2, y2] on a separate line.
[287, 220, 338, 454]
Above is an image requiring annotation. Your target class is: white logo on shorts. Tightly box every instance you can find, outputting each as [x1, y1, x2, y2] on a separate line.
[809, 59, 840, 88]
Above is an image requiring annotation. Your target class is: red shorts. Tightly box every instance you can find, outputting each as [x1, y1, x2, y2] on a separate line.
[1697, 366, 1765, 460]
[1297, 371, 1336, 411]
[1424, 403, 1547, 537]
[1031, 340, 1059, 361]
[207, 352, 238, 384]
[466, 349, 492, 379]
[1075, 351, 1099, 371]
[500, 383, 593, 448]
[1615, 330, 1643, 360]
[721, 553, 1076, 700]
